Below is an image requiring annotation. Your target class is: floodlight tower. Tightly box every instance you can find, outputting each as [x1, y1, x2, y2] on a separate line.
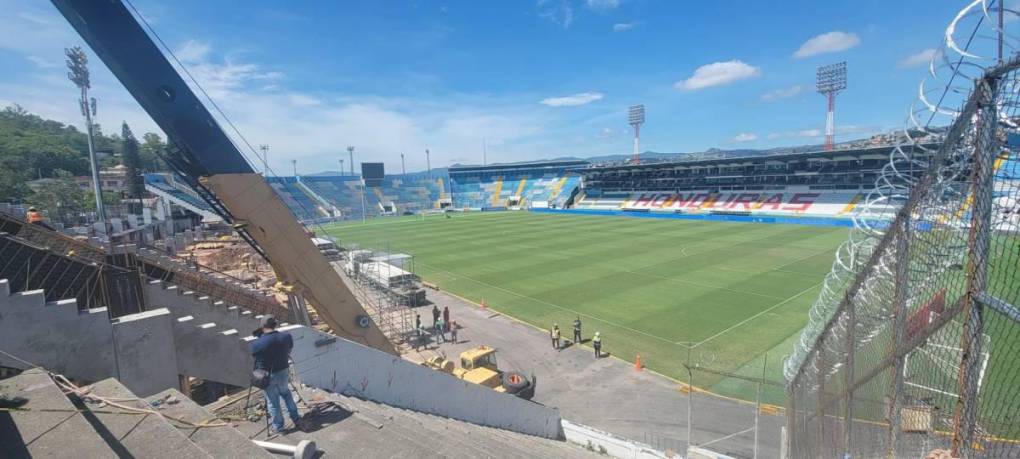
[628, 104, 645, 164]
[816, 62, 847, 151]
[259, 144, 269, 175]
[347, 146, 355, 175]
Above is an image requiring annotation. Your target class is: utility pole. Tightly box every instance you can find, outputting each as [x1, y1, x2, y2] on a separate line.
[339, 158, 345, 176]
[66, 47, 107, 233]
[401, 153, 406, 175]
[291, 159, 297, 177]
[259, 144, 269, 175]
[347, 146, 355, 176]
[425, 149, 431, 177]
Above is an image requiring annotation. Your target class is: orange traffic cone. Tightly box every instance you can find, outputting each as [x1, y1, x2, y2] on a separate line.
[635, 354, 643, 371]
[480, 299, 488, 309]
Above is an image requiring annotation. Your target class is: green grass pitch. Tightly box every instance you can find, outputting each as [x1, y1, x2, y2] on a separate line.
[324, 211, 848, 404]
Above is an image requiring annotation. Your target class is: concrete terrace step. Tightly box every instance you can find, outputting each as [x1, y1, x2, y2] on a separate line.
[339, 392, 503, 457]
[328, 390, 598, 458]
[81, 378, 212, 458]
[145, 388, 272, 458]
[0, 368, 116, 459]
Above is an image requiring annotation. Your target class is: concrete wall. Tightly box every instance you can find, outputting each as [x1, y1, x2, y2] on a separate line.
[0, 282, 116, 383]
[144, 280, 261, 333]
[284, 325, 564, 439]
[172, 316, 252, 387]
[562, 420, 668, 459]
[0, 281, 180, 397]
[110, 308, 180, 397]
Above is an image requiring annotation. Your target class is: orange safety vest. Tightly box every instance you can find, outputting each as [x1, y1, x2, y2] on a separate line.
[26, 211, 44, 223]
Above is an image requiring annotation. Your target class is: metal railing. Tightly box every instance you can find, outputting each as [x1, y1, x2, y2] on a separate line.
[785, 2, 1020, 456]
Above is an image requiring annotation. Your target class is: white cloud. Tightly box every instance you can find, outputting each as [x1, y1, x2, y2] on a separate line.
[176, 40, 211, 63]
[793, 31, 860, 58]
[26, 55, 60, 68]
[540, 92, 604, 107]
[899, 48, 937, 68]
[612, 22, 637, 32]
[586, 0, 620, 12]
[538, 0, 574, 28]
[732, 132, 758, 143]
[766, 133, 782, 140]
[596, 127, 615, 139]
[761, 85, 804, 102]
[1, 0, 635, 172]
[674, 60, 761, 91]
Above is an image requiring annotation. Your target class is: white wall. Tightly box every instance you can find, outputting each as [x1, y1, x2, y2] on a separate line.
[284, 325, 564, 439]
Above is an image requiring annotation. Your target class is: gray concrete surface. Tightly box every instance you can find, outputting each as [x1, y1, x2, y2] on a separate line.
[84, 378, 211, 458]
[227, 383, 600, 458]
[0, 285, 117, 384]
[0, 368, 116, 458]
[111, 308, 181, 397]
[415, 290, 784, 459]
[146, 388, 272, 458]
[145, 280, 261, 332]
[171, 316, 252, 387]
[285, 324, 564, 439]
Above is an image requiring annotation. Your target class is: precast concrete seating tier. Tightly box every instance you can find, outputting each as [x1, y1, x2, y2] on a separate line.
[0, 278, 253, 395]
[146, 388, 272, 458]
[225, 383, 600, 459]
[0, 368, 271, 458]
[0, 368, 117, 458]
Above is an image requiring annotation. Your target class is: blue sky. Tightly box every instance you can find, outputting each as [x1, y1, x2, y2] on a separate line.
[0, 0, 973, 174]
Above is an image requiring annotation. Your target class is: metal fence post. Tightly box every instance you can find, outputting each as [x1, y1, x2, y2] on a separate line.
[886, 219, 911, 456]
[754, 353, 766, 459]
[843, 294, 856, 457]
[686, 345, 693, 456]
[950, 75, 998, 458]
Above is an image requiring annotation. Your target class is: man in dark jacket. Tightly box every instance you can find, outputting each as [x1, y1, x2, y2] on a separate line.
[251, 315, 302, 434]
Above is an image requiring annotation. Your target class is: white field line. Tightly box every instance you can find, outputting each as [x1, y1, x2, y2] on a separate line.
[692, 281, 823, 349]
[697, 427, 755, 448]
[772, 248, 832, 271]
[417, 262, 687, 347]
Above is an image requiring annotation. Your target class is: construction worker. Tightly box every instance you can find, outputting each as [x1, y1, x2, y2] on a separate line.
[450, 321, 459, 344]
[26, 207, 50, 229]
[414, 313, 422, 337]
[573, 317, 582, 344]
[435, 317, 446, 344]
[442, 306, 451, 332]
[250, 315, 306, 434]
[551, 324, 561, 349]
[431, 304, 440, 328]
[592, 332, 602, 359]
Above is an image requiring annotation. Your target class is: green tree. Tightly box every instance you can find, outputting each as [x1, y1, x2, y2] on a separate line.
[0, 104, 167, 204]
[27, 169, 85, 225]
[139, 132, 168, 171]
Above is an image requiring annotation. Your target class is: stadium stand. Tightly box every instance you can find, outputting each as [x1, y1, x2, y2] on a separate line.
[299, 173, 448, 219]
[575, 145, 937, 218]
[143, 173, 220, 221]
[266, 176, 331, 221]
[448, 160, 587, 210]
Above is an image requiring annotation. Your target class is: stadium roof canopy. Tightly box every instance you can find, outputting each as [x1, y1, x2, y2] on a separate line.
[586, 144, 940, 174]
[449, 159, 589, 174]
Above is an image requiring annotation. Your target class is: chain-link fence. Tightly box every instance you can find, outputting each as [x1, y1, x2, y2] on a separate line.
[785, 2, 1020, 457]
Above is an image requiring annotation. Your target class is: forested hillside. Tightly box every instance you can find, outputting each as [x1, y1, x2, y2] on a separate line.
[0, 104, 167, 202]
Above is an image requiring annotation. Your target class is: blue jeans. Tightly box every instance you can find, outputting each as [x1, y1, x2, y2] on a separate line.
[264, 369, 299, 431]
